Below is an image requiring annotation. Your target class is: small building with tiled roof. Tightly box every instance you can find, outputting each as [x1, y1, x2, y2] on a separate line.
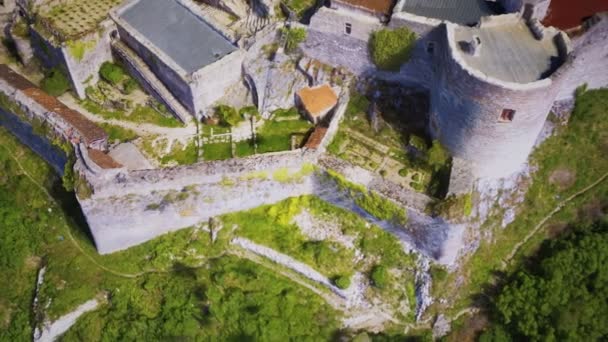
[296, 84, 338, 124]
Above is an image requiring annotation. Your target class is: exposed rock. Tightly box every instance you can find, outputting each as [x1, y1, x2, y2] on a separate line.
[199, 0, 249, 19]
[432, 314, 451, 339]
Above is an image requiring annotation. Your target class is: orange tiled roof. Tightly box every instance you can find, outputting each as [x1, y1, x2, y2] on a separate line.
[87, 149, 123, 169]
[297, 84, 338, 118]
[304, 126, 328, 149]
[0, 65, 107, 145]
[334, 0, 395, 16]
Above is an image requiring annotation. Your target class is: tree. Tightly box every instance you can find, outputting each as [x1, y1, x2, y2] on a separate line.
[492, 221, 608, 341]
[370, 265, 389, 288]
[41, 68, 71, 96]
[369, 27, 417, 71]
[216, 105, 242, 127]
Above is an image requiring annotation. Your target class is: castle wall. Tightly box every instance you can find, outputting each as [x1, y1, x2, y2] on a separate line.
[429, 24, 563, 178]
[389, 12, 440, 36]
[555, 15, 608, 100]
[309, 6, 382, 41]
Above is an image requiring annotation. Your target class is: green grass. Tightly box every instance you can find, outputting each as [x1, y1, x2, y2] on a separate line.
[203, 142, 232, 161]
[99, 123, 138, 143]
[160, 140, 198, 165]
[326, 169, 408, 225]
[235, 140, 255, 158]
[284, 0, 317, 17]
[256, 115, 312, 153]
[81, 100, 181, 128]
[430, 88, 608, 318]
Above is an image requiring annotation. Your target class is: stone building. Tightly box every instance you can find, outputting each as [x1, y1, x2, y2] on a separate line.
[307, 0, 608, 179]
[111, 0, 245, 120]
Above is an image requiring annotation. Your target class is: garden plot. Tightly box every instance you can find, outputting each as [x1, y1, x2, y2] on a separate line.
[328, 86, 440, 194]
[38, 0, 123, 39]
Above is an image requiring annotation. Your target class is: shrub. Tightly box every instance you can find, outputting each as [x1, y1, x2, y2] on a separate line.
[428, 140, 450, 171]
[369, 27, 416, 71]
[334, 275, 351, 289]
[408, 135, 427, 152]
[398, 168, 408, 177]
[41, 68, 71, 96]
[281, 27, 307, 53]
[370, 265, 389, 288]
[99, 62, 125, 85]
[216, 105, 242, 126]
[239, 105, 260, 119]
[346, 93, 370, 117]
[123, 78, 138, 94]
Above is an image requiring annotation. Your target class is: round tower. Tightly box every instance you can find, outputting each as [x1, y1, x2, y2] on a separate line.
[429, 15, 570, 178]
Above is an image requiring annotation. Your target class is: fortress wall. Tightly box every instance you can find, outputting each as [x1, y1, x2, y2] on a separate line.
[429, 25, 561, 178]
[555, 15, 608, 100]
[309, 7, 382, 41]
[115, 23, 195, 113]
[80, 170, 319, 254]
[388, 12, 440, 36]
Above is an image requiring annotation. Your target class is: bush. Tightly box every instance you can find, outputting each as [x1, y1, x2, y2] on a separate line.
[123, 78, 138, 94]
[408, 135, 427, 152]
[428, 140, 449, 171]
[41, 68, 71, 96]
[370, 265, 389, 288]
[334, 275, 351, 289]
[369, 27, 416, 71]
[99, 62, 125, 85]
[216, 105, 242, 126]
[281, 27, 307, 53]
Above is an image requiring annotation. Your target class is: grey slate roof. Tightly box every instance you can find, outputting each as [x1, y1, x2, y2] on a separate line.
[120, 0, 236, 74]
[454, 20, 562, 83]
[398, 0, 498, 25]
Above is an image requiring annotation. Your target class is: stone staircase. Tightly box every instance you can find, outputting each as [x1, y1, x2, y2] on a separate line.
[245, 1, 270, 36]
[111, 40, 191, 123]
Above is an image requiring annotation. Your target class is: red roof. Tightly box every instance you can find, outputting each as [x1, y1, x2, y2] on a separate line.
[87, 149, 122, 169]
[542, 0, 608, 30]
[334, 0, 395, 16]
[304, 127, 328, 149]
[0, 64, 107, 145]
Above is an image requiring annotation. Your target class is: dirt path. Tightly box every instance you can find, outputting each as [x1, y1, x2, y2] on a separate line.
[501, 171, 608, 268]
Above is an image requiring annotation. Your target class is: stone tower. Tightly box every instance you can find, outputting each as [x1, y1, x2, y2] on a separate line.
[429, 15, 570, 178]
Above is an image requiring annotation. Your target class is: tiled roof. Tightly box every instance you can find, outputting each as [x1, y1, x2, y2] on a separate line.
[334, 0, 395, 16]
[0, 65, 107, 145]
[297, 84, 338, 118]
[542, 0, 608, 30]
[397, 0, 498, 25]
[87, 148, 123, 169]
[304, 127, 328, 149]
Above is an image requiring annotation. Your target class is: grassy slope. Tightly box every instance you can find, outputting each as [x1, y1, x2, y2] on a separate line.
[0, 126, 339, 340]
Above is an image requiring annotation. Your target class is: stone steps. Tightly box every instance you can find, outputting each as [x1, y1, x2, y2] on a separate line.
[111, 40, 192, 123]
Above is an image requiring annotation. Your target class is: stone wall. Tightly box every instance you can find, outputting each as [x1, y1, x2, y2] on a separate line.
[29, 22, 115, 99]
[114, 23, 195, 113]
[389, 11, 440, 36]
[309, 7, 382, 41]
[555, 14, 608, 100]
[190, 49, 245, 117]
